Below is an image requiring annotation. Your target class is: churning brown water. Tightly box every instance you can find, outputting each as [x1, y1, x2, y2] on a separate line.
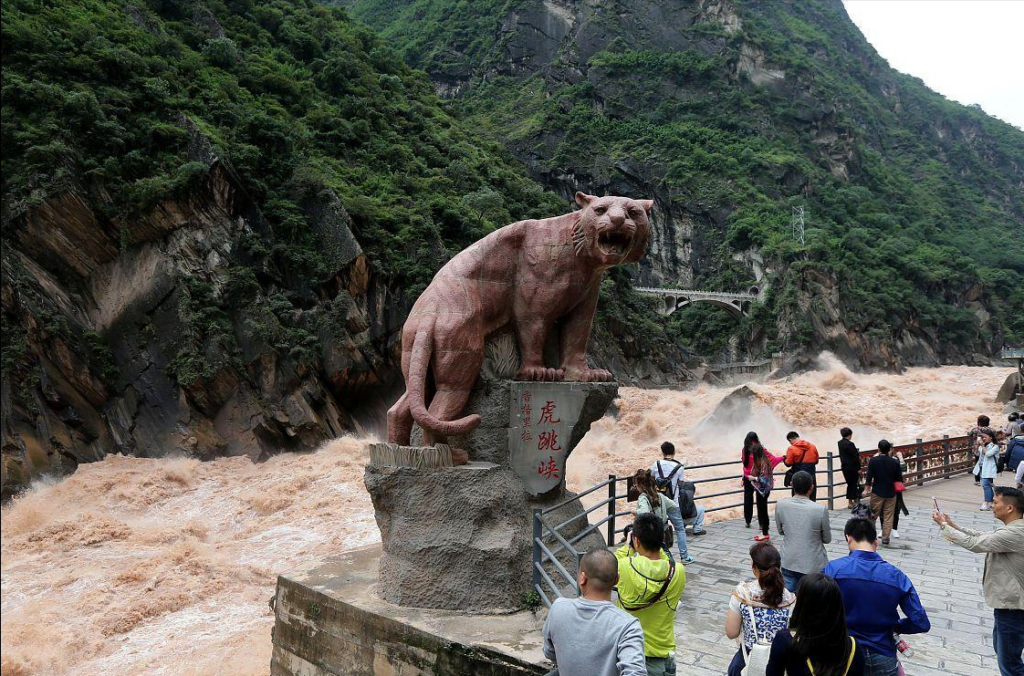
[0, 357, 1011, 675]
[568, 355, 1012, 506]
[1, 438, 377, 676]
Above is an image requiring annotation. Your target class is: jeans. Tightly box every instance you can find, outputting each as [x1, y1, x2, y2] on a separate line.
[782, 568, 805, 593]
[983, 477, 995, 503]
[862, 649, 900, 676]
[667, 501, 705, 559]
[727, 649, 745, 676]
[993, 608, 1024, 676]
[645, 655, 676, 676]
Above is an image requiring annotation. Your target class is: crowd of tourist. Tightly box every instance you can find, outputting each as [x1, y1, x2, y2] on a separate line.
[542, 417, 1024, 676]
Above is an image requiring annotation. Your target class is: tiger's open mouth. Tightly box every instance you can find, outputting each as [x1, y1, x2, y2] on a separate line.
[598, 231, 633, 258]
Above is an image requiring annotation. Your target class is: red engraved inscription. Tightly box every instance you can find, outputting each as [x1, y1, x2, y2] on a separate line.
[538, 400, 560, 425]
[537, 430, 562, 452]
[537, 456, 560, 480]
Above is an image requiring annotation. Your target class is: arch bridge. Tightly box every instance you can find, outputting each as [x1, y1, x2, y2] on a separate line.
[635, 287, 759, 317]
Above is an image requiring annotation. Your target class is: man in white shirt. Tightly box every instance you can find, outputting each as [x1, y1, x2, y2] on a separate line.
[651, 441, 706, 564]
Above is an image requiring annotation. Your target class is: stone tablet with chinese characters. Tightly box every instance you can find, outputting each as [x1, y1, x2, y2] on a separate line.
[509, 382, 588, 495]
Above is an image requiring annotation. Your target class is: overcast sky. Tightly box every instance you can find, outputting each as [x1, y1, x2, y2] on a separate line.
[843, 0, 1024, 130]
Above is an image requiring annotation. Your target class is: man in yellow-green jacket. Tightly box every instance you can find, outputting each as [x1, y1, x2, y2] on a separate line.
[616, 512, 687, 676]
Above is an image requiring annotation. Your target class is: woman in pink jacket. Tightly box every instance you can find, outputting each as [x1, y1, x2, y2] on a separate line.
[742, 433, 787, 541]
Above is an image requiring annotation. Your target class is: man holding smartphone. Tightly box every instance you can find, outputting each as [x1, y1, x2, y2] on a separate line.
[933, 487, 1024, 676]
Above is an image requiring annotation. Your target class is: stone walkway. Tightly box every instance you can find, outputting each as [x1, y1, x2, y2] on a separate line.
[673, 472, 1017, 676]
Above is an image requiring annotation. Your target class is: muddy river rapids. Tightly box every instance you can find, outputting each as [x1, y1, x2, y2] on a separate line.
[1, 355, 1013, 675]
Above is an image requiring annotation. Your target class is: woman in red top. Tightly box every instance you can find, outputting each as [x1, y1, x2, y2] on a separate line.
[742, 433, 787, 541]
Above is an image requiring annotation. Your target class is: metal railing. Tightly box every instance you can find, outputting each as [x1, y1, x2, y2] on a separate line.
[634, 287, 757, 301]
[531, 434, 973, 607]
[532, 474, 632, 607]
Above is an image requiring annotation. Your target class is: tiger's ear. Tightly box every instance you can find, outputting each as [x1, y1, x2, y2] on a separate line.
[637, 199, 654, 214]
[575, 191, 597, 208]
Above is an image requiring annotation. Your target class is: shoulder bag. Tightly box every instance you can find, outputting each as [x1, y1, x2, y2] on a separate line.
[807, 637, 858, 676]
[740, 603, 773, 676]
[619, 557, 676, 611]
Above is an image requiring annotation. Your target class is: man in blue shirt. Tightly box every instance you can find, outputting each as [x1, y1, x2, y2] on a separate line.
[824, 518, 930, 676]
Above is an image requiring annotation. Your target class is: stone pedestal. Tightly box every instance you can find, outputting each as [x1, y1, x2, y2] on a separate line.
[367, 375, 617, 612]
[364, 462, 531, 612]
[271, 546, 550, 676]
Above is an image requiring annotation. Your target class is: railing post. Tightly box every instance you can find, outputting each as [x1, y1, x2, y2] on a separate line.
[915, 439, 924, 486]
[532, 508, 542, 589]
[943, 435, 950, 479]
[575, 550, 584, 596]
[826, 452, 835, 510]
[607, 474, 616, 546]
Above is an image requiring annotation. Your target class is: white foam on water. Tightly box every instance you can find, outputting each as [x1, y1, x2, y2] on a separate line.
[1, 361, 1012, 675]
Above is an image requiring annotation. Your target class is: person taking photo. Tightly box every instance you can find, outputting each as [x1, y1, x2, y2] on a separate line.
[933, 487, 1024, 676]
[616, 512, 687, 676]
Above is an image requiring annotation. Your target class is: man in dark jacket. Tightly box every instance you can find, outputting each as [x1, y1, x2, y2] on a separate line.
[865, 440, 903, 545]
[838, 427, 861, 509]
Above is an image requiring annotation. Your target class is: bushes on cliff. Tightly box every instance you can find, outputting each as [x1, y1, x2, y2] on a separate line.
[353, 0, 1024, 354]
[1, 0, 562, 299]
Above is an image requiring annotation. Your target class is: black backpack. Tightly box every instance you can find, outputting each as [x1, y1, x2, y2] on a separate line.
[655, 460, 682, 498]
[677, 481, 697, 519]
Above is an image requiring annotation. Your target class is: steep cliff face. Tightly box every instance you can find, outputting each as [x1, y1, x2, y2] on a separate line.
[1, 0, 693, 496]
[351, 0, 1024, 363]
[1, 126, 402, 497]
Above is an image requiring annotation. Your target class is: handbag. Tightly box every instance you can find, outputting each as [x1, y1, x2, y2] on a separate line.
[740, 603, 772, 676]
[894, 481, 906, 493]
[784, 448, 807, 488]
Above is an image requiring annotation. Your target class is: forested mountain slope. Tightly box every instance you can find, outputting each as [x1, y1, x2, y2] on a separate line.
[2, 0, 1021, 495]
[351, 0, 1024, 363]
[1, 0, 689, 496]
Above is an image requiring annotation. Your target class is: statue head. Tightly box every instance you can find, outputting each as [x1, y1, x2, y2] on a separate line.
[572, 192, 653, 268]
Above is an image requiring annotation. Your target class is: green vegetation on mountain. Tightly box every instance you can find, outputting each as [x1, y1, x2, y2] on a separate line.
[352, 0, 1024, 360]
[1, 0, 681, 489]
[1, 0, 561, 298]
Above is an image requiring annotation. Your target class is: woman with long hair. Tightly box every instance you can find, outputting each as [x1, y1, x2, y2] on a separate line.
[974, 428, 1000, 510]
[742, 432, 762, 529]
[766, 573, 864, 676]
[633, 469, 677, 558]
[888, 447, 909, 538]
[745, 441, 786, 541]
[725, 542, 795, 676]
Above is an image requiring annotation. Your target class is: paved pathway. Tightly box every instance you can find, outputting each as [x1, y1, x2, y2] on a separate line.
[674, 472, 1018, 676]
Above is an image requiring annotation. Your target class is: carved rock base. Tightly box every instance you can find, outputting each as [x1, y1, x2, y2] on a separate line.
[364, 462, 531, 612]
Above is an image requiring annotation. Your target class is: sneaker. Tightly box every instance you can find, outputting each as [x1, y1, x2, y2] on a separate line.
[754, 534, 770, 542]
[980, 503, 992, 511]
[691, 530, 707, 536]
[680, 556, 695, 565]
[882, 538, 890, 546]
[892, 529, 900, 539]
